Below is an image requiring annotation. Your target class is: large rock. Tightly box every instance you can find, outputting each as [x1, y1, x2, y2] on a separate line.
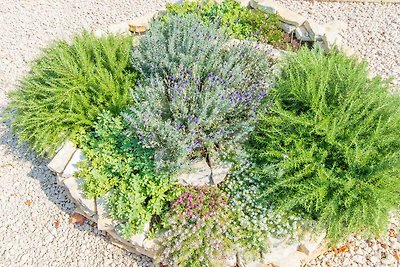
[48, 140, 76, 174]
[251, 0, 306, 26]
[303, 20, 325, 41]
[62, 176, 96, 217]
[174, 159, 212, 186]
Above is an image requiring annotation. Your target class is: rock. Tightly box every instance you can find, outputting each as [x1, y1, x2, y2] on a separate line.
[96, 193, 119, 231]
[47, 140, 77, 174]
[61, 149, 85, 180]
[174, 159, 212, 186]
[250, 0, 278, 14]
[369, 255, 379, 264]
[295, 25, 312, 42]
[276, 6, 306, 27]
[353, 255, 365, 264]
[62, 177, 96, 217]
[322, 31, 343, 52]
[303, 20, 324, 41]
[128, 12, 157, 33]
[281, 22, 296, 33]
[211, 163, 231, 185]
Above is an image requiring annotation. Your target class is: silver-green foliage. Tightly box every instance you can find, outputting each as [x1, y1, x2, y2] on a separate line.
[7, 32, 137, 156]
[126, 15, 272, 171]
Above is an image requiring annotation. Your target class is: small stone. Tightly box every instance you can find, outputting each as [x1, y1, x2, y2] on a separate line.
[353, 255, 365, 264]
[47, 140, 76, 174]
[128, 12, 157, 33]
[369, 256, 379, 264]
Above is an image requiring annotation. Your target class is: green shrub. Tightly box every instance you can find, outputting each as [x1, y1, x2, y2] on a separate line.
[159, 186, 233, 267]
[249, 48, 400, 243]
[7, 32, 137, 156]
[76, 111, 177, 236]
[127, 15, 272, 171]
[166, 0, 283, 45]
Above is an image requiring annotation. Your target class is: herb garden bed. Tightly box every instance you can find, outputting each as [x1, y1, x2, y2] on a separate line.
[7, 0, 400, 267]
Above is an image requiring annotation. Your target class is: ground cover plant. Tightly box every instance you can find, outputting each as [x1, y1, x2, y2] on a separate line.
[76, 111, 178, 237]
[7, 32, 137, 156]
[127, 14, 272, 172]
[166, 0, 284, 46]
[249, 48, 400, 243]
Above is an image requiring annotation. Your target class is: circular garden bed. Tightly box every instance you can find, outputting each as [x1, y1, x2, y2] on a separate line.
[6, 0, 400, 266]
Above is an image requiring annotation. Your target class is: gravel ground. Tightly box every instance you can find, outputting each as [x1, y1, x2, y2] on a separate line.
[275, 0, 400, 87]
[0, 0, 399, 267]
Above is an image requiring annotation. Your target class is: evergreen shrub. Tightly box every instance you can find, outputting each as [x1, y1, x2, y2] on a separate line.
[249, 48, 400, 243]
[166, 0, 283, 45]
[127, 15, 272, 171]
[7, 32, 137, 156]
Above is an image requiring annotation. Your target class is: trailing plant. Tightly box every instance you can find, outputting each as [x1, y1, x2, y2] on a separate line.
[7, 32, 138, 156]
[222, 159, 311, 257]
[76, 111, 177, 236]
[249, 48, 400, 243]
[127, 15, 272, 171]
[166, 0, 283, 45]
[159, 186, 233, 267]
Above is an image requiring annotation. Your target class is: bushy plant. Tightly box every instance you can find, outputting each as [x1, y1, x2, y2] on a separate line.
[7, 32, 137, 156]
[76, 111, 177, 236]
[249, 48, 400, 243]
[127, 15, 272, 171]
[166, 0, 283, 45]
[159, 186, 233, 267]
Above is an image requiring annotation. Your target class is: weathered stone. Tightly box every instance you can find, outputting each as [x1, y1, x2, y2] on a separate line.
[174, 159, 212, 186]
[128, 12, 157, 33]
[295, 25, 312, 42]
[211, 163, 232, 185]
[303, 20, 325, 41]
[276, 7, 306, 27]
[281, 22, 296, 33]
[96, 193, 119, 231]
[48, 140, 76, 174]
[250, 0, 278, 14]
[61, 149, 85, 180]
[62, 177, 96, 217]
[297, 244, 310, 255]
[108, 229, 154, 257]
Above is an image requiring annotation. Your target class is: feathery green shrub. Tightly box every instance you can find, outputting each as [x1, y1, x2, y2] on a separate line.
[7, 32, 137, 156]
[166, 0, 283, 45]
[249, 48, 400, 243]
[127, 15, 272, 171]
[76, 111, 177, 236]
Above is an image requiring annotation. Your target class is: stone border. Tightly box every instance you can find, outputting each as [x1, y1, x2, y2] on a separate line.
[46, 3, 349, 266]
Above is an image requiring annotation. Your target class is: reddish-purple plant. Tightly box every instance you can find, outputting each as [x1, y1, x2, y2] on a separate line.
[172, 186, 228, 221]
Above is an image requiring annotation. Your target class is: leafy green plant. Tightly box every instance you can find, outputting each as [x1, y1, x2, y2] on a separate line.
[7, 32, 137, 156]
[166, 0, 283, 45]
[249, 48, 400, 243]
[127, 15, 272, 171]
[159, 186, 233, 267]
[76, 111, 177, 236]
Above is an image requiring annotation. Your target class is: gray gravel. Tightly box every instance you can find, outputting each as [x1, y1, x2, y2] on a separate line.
[275, 0, 400, 86]
[0, 0, 399, 267]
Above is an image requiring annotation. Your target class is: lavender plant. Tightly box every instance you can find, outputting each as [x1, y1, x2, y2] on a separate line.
[126, 15, 272, 171]
[158, 186, 233, 266]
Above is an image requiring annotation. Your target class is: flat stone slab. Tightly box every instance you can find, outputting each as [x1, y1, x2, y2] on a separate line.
[63, 176, 96, 217]
[48, 140, 76, 174]
[62, 149, 85, 180]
